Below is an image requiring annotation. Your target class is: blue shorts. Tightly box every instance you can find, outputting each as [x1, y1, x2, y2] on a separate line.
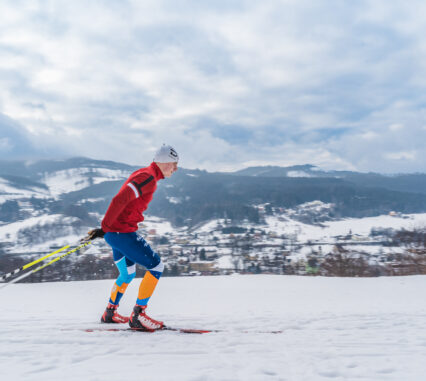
[104, 232, 161, 270]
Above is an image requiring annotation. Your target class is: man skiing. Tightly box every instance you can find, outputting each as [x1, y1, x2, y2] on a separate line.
[85, 144, 179, 330]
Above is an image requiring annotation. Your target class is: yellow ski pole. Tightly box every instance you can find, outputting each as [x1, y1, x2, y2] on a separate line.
[34, 241, 92, 273]
[0, 244, 70, 282]
[0, 241, 92, 290]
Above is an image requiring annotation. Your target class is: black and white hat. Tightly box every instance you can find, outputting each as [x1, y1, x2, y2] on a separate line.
[153, 144, 179, 163]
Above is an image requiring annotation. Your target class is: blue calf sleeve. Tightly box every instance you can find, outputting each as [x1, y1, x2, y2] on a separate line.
[109, 256, 136, 305]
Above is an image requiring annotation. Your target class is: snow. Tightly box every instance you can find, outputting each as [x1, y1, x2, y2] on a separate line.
[43, 168, 129, 197]
[0, 214, 65, 241]
[216, 254, 234, 269]
[142, 216, 176, 235]
[287, 170, 313, 177]
[1, 275, 426, 380]
[30, 234, 84, 251]
[0, 178, 50, 203]
[0, 215, 83, 253]
[263, 213, 426, 243]
[43, 169, 92, 197]
[216, 247, 233, 255]
[196, 219, 226, 233]
[91, 168, 131, 185]
[78, 197, 106, 204]
[0, 214, 176, 253]
[166, 196, 181, 204]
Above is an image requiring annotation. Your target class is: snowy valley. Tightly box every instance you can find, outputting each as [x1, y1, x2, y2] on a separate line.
[0, 158, 426, 280]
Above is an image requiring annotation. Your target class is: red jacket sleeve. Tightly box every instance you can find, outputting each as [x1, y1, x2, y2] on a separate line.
[101, 185, 136, 232]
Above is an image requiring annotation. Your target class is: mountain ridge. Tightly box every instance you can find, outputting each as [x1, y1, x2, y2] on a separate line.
[1, 157, 426, 229]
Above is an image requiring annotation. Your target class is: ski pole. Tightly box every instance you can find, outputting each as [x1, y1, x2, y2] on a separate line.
[0, 241, 92, 290]
[0, 244, 70, 282]
[33, 241, 92, 273]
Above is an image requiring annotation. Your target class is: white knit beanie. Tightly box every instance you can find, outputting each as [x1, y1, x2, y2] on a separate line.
[153, 144, 179, 163]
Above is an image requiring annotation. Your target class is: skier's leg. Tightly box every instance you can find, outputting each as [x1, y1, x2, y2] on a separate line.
[130, 258, 165, 330]
[121, 233, 165, 329]
[136, 259, 164, 307]
[103, 232, 165, 329]
[104, 231, 163, 305]
[102, 236, 136, 323]
[109, 251, 136, 306]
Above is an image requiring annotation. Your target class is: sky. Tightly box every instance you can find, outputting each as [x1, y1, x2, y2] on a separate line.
[0, 0, 425, 173]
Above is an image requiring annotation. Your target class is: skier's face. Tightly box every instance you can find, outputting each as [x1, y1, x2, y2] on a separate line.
[161, 162, 178, 178]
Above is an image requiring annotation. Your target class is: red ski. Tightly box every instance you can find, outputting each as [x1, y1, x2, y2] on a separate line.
[82, 326, 215, 334]
[76, 326, 282, 334]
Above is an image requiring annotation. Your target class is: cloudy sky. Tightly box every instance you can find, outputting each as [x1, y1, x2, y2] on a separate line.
[0, 0, 425, 173]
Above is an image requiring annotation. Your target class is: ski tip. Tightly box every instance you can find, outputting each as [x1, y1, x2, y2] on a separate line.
[85, 328, 122, 332]
[175, 329, 212, 334]
[162, 325, 215, 334]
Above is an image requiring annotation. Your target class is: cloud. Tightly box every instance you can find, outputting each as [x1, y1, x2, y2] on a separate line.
[384, 151, 416, 161]
[389, 123, 404, 131]
[0, 113, 45, 159]
[0, 0, 425, 173]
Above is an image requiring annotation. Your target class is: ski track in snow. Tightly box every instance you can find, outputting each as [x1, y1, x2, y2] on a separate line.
[1, 275, 426, 381]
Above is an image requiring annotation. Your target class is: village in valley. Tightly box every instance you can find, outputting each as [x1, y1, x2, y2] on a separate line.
[1, 200, 425, 283]
[85, 202, 426, 279]
[1, 158, 425, 283]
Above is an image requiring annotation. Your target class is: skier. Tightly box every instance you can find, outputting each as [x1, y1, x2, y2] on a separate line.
[85, 144, 179, 330]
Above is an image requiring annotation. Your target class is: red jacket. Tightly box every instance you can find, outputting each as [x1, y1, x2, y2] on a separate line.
[101, 162, 164, 233]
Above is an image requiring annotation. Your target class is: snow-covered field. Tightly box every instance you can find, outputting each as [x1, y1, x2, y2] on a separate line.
[43, 167, 131, 197]
[196, 213, 426, 243]
[263, 213, 426, 242]
[0, 178, 50, 204]
[1, 275, 426, 381]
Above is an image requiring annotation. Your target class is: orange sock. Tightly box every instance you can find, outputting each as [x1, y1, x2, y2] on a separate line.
[136, 270, 160, 306]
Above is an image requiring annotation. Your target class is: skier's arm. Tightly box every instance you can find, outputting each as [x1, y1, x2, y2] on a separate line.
[101, 185, 136, 232]
[101, 174, 155, 232]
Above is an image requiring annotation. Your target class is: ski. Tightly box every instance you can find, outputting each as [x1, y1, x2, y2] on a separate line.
[83, 326, 215, 334]
[64, 326, 282, 334]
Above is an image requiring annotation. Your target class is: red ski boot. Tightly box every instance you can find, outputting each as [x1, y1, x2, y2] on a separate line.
[101, 303, 129, 324]
[129, 305, 164, 331]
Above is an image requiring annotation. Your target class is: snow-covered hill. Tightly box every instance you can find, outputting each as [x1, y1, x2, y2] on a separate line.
[42, 167, 132, 198]
[263, 211, 426, 243]
[0, 176, 50, 203]
[1, 157, 426, 263]
[0, 159, 136, 253]
[1, 275, 426, 380]
[196, 211, 426, 244]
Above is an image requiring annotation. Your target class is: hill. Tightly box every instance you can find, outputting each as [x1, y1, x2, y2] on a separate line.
[1, 157, 426, 254]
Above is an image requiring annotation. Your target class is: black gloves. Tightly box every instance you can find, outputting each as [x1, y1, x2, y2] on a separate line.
[81, 228, 105, 242]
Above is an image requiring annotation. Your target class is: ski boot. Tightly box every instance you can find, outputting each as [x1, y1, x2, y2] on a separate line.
[129, 305, 164, 331]
[101, 303, 129, 323]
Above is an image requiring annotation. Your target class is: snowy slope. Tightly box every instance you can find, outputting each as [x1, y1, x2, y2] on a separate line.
[0, 214, 83, 252]
[264, 213, 426, 242]
[195, 212, 426, 243]
[1, 275, 426, 381]
[0, 177, 50, 203]
[43, 167, 131, 197]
